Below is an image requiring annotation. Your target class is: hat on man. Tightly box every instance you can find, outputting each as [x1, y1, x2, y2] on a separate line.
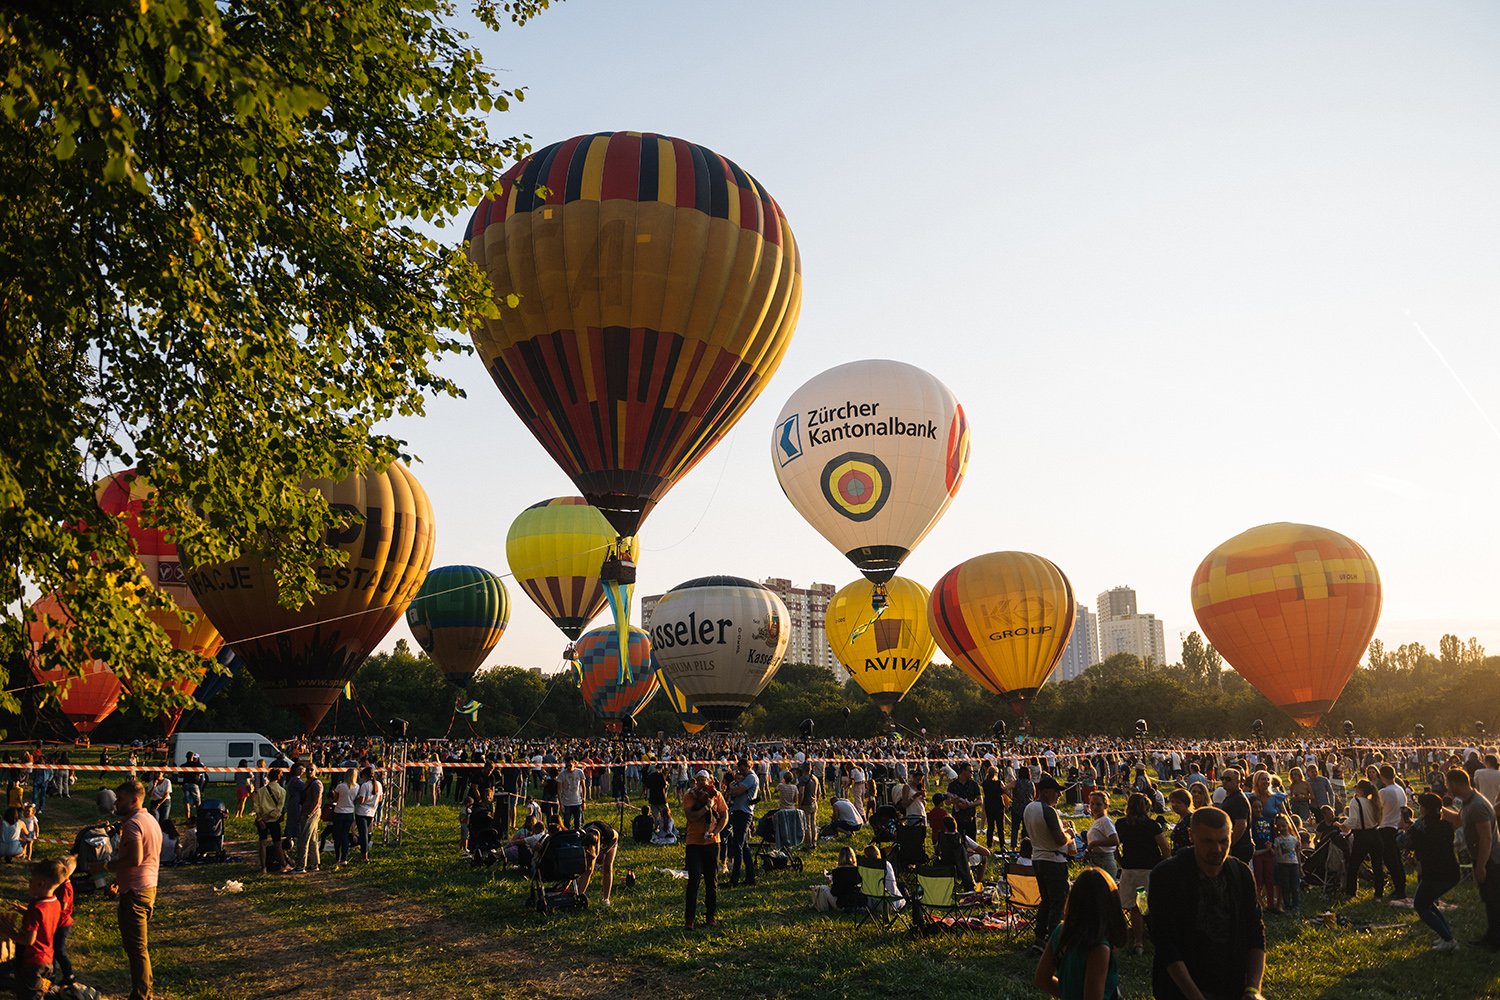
[1037, 775, 1062, 793]
[695, 769, 712, 780]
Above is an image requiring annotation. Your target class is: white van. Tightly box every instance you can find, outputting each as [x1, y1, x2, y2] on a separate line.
[168, 732, 286, 776]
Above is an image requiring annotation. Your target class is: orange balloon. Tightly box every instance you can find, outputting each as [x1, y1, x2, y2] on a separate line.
[1192, 522, 1381, 728]
[27, 594, 124, 736]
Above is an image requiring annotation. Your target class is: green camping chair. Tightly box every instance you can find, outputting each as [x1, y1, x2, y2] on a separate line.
[858, 858, 909, 934]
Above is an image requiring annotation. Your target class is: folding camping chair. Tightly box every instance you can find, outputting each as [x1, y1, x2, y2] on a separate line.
[911, 864, 992, 934]
[893, 821, 929, 872]
[858, 858, 909, 934]
[1001, 861, 1042, 943]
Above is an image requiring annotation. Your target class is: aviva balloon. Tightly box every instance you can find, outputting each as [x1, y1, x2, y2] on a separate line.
[773, 360, 969, 607]
[930, 552, 1075, 713]
[467, 131, 803, 539]
[188, 463, 435, 732]
[575, 625, 660, 734]
[405, 565, 510, 689]
[650, 576, 789, 730]
[1192, 522, 1381, 729]
[826, 577, 935, 712]
[95, 469, 224, 735]
[26, 594, 125, 736]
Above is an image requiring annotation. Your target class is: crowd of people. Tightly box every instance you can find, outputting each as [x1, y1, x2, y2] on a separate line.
[5, 731, 1500, 998]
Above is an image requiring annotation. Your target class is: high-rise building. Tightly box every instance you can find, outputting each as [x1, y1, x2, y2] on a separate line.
[640, 579, 844, 679]
[1056, 603, 1099, 681]
[1096, 583, 1168, 667]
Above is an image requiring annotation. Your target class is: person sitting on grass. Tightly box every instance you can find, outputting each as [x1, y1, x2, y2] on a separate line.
[502, 819, 546, 868]
[817, 793, 864, 840]
[829, 846, 863, 910]
[0, 807, 24, 863]
[11, 859, 65, 1000]
[1034, 866, 1126, 1000]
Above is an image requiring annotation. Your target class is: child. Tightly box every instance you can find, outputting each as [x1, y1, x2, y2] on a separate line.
[13, 860, 65, 1000]
[1272, 814, 1303, 915]
[18, 805, 38, 861]
[52, 857, 76, 986]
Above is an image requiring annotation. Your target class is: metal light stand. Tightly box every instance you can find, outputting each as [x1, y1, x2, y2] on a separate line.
[383, 722, 410, 847]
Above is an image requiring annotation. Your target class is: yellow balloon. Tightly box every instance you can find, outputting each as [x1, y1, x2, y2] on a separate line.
[826, 577, 935, 711]
[929, 552, 1076, 711]
[505, 498, 639, 642]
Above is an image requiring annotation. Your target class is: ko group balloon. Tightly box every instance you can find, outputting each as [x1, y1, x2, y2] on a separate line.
[575, 625, 660, 734]
[96, 469, 225, 735]
[930, 552, 1076, 712]
[26, 594, 124, 736]
[1192, 522, 1381, 729]
[467, 131, 803, 538]
[406, 565, 510, 688]
[187, 462, 435, 732]
[826, 577, 935, 711]
[773, 360, 969, 592]
[506, 498, 637, 643]
[649, 576, 790, 729]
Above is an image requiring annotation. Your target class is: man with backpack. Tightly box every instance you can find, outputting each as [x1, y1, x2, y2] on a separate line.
[726, 758, 759, 887]
[292, 764, 323, 874]
[252, 768, 288, 873]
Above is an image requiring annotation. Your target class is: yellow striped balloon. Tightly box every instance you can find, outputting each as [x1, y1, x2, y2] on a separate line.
[826, 577, 935, 711]
[929, 552, 1076, 712]
[658, 668, 707, 734]
[505, 498, 638, 642]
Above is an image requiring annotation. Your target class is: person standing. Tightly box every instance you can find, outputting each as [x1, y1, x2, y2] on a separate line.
[797, 763, 821, 850]
[1376, 764, 1408, 901]
[108, 780, 162, 1000]
[1404, 792, 1459, 951]
[1342, 779, 1384, 900]
[354, 766, 382, 862]
[947, 762, 982, 843]
[1444, 768, 1500, 949]
[726, 758, 759, 887]
[330, 769, 358, 866]
[682, 769, 728, 930]
[1218, 769, 1254, 867]
[1010, 765, 1034, 850]
[146, 771, 172, 826]
[1023, 775, 1076, 955]
[1085, 791, 1120, 879]
[1148, 806, 1266, 1000]
[181, 753, 205, 822]
[252, 767, 288, 873]
[644, 763, 670, 835]
[556, 757, 586, 830]
[293, 764, 323, 874]
[980, 762, 1007, 850]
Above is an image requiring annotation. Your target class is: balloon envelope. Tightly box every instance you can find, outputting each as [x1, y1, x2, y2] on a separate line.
[826, 577, 936, 710]
[26, 594, 124, 736]
[405, 565, 510, 688]
[506, 498, 637, 642]
[657, 669, 707, 734]
[773, 360, 969, 584]
[930, 552, 1075, 711]
[467, 131, 803, 537]
[1191, 522, 1381, 729]
[576, 625, 660, 733]
[193, 647, 242, 707]
[649, 576, 789, 729]
[187, 462, 435, 732]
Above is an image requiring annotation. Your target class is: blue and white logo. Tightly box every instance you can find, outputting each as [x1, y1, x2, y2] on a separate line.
[775, 414, 803, 466]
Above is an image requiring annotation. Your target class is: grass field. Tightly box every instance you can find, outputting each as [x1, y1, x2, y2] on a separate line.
[6, 786, 1500, 999]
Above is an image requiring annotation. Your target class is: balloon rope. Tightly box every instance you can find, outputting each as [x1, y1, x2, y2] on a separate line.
[642, 425, 739, 553]
[510, 657, 571, 738]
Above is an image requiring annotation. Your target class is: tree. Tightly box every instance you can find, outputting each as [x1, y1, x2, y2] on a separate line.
[1, 1, 550, 720]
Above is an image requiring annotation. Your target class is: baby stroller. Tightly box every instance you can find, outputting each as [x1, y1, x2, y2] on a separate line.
[195, 800, 228, 861]
[468, 812, 504, 868]
[869, 804, 899, 846]
[1303, 835, 1348, 900]
[754, 809, 806, 874]
[528, 828, 589, 914]
[72, 823, 114, 890]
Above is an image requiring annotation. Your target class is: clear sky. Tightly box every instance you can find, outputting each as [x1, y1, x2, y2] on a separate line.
[380, 1, 1500, 674]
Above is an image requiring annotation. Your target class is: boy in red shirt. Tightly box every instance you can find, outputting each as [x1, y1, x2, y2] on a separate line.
[12, 859, 65, 1000]
[53, 857, 76, 986]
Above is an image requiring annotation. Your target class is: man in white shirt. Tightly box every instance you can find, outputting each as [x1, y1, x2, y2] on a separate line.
[846, 765, 867, 809]
[1022, 775, 1076, 954]
[1376, 764, 1408, 901]
[557, 756, 586, 830]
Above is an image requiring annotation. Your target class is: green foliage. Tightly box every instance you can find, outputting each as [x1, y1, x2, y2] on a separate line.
[0, 0, 550, 720]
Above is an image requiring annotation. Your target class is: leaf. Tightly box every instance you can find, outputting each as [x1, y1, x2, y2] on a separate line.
[504, 293, 520, 309]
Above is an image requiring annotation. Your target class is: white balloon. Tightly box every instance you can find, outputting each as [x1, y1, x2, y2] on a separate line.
[772, 359, 969, 583]
[649, 576, 790, 728]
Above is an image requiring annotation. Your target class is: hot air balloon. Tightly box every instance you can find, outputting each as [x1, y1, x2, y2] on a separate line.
[826, 577, 936, 712]
[506, 498, 639, 660]
[649, 576, 789, 730]
[1191, 522, 1381, 729]
[467, 131, 803, 539]
[772, 360, 969, 608]
[186, 462, 435, 732]
[657, 669, 707, 734]
[930, 552, 1076, 713]
[192, 647, 243, 707]
[405, 565, 510, 688]
[26, 594, 125, 737]
[575, 625, 660, 734]
[95, 469, 225, 735]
